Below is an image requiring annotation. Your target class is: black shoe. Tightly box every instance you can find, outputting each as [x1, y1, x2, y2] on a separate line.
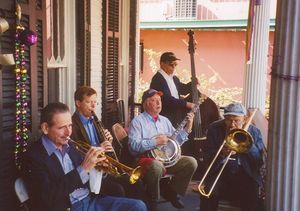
[169, 195, 184, 209]
[161, 186, 184, 209]
[147, 201, 158, 211]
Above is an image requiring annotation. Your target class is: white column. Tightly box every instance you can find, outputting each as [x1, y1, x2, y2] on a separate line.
[135, 0, 141, 118]
[243, 0, 271, 114]
[90, 0, 103, 118]
[266, 1, 300, 211]
[59, 0, 76, 111]
[120, 0, 130, 125]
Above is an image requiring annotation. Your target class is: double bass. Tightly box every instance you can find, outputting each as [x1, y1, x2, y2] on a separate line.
[181, 30, 220, 179]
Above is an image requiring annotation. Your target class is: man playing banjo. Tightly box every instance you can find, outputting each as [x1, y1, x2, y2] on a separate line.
[128, 88, 198, 211]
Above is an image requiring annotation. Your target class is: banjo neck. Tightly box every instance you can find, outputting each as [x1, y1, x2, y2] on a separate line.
[170, 105, 199, 141]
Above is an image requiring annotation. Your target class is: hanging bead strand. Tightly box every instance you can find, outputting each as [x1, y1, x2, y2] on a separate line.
[14, 4, 29, 169]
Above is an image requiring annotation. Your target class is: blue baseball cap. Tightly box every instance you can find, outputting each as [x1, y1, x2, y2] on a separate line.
[142, 89, 163, 104]
[224, 102, 247, 116]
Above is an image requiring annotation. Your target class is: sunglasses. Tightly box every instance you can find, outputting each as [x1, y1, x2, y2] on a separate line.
[167, 63, 177, 68]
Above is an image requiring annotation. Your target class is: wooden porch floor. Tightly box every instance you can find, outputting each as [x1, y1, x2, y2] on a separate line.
[157, 180, 241, 211]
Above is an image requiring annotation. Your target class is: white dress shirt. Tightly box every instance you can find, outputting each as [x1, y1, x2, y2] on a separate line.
[159, 69, 179, 99]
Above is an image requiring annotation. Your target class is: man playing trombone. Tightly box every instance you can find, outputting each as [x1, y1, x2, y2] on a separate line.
[199, 102, 265, 211]
[21, 102, 146, 211]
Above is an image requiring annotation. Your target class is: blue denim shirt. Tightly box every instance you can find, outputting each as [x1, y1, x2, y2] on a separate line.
[42, 135, 90, 204]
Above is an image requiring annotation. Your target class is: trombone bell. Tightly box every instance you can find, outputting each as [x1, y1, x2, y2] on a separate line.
[225, 128, 253, 153]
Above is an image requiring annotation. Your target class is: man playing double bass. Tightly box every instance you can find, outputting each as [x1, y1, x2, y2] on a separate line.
[150, 52, 196, 127]
[150, 51, 220, 162]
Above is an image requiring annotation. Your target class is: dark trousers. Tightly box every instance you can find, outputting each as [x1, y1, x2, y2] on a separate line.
[199, 166, 264, 211]
[101, 174, 147, 201]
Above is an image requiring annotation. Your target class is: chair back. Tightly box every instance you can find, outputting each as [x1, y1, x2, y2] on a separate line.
[15, 177, 30, 211]
[116, 99, 125, 127]
[112, 123, 128, 142]
[111, 123, 138, 167]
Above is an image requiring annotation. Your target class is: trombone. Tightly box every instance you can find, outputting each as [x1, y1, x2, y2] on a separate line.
[68, 138, 141, 184]
[198, 109, 257, 198]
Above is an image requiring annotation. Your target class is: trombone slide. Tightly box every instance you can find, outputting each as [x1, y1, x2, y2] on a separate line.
[198, 142, 234, 198]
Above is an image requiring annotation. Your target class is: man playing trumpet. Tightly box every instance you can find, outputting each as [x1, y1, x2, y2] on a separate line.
[21, 102, 146, 211]
[199, 102, 265, 211]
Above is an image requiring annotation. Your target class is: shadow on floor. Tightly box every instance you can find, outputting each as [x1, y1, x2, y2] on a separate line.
[157, 180, 241, 211]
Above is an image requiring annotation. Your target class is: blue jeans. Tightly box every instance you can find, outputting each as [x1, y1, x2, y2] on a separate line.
[72, 194, 146, 211]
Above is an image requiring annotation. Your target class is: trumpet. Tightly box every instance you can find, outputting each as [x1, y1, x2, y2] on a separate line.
[68, 138, 141, 184]
[198, 109, 257, 198]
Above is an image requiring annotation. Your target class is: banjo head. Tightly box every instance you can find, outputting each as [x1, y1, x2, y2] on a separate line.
[150, 139, 181, 167]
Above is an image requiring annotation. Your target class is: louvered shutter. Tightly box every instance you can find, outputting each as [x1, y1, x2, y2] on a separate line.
[36, 19, 45, 112]
[75, 0, 91, 87]
[102, 0, 120, 128]
[0, 1, 46, 209]
[0, 10, 19, 209]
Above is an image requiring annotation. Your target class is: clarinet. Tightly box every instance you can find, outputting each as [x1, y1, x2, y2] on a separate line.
[91, 111, 119, 161]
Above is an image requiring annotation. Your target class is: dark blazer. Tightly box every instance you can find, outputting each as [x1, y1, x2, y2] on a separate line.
[71, 112, 104, 145]
[150, 71, 192, 126]
[206, 119, 264, 185]
[21, 139, 86, 211]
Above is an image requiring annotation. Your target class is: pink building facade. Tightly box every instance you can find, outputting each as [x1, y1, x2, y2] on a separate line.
[140, 29, 274, 106]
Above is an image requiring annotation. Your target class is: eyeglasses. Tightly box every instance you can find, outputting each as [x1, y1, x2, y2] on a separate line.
[225, 118, 243, 125]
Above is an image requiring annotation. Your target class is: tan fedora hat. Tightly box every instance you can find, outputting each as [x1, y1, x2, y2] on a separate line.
[0, 54, 15, 65]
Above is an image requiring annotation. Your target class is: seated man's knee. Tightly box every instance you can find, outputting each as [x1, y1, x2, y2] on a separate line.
[184, 156, 198, 171]
[147, 160, 165, 177]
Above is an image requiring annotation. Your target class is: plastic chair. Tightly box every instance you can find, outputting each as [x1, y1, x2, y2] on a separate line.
[112, 122, 127, 143]
[111, 123, 134, 166]
[15, 177, 29, 211]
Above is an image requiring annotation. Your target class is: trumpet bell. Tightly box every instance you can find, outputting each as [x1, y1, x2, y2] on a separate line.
[225, 128, 253, 153]
[129, 166, 142, 184]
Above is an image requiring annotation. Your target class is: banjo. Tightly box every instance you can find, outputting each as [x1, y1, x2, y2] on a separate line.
[148, 105, 199, 168]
